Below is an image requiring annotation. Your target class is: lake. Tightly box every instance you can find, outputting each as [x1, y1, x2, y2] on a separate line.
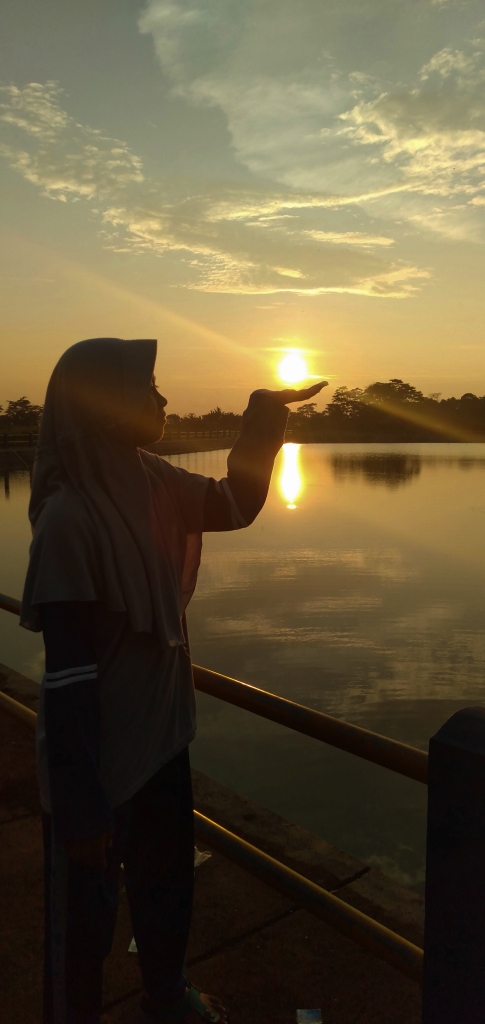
[2, 442, 485, 893]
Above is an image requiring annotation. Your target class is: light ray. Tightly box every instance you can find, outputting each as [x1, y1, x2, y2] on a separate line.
[4, 231, 271, 371]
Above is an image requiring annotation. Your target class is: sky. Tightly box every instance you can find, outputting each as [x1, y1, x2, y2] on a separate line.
[1, 0, 485, 414]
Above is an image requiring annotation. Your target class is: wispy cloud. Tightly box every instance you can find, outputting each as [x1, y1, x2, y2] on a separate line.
[0, 82, 143, 199]
[303, 230, 394, 247]
[101, 190, 425, 296]
[0, 79, 427, 297]
[139, 0, 485, 239]
[340, 62, 485, 202]
[419, 46, 483, 81]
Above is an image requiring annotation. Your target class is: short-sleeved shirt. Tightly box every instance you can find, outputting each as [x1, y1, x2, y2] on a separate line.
[36, 608, 197, 815]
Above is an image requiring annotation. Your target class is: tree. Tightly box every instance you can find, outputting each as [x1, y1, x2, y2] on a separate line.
[326, 387, 363, 419]
[1, 397, 43, 428]
[362, 379, 424, 406]
[295, 402, 317, 418]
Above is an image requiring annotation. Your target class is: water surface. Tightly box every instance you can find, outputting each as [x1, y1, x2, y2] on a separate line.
[2, 443, 485, 892]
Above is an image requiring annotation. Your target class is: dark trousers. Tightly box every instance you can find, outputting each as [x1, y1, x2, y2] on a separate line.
[42, 748, 195, 1024]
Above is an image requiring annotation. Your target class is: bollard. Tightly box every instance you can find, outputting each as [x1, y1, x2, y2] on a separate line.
[422, 706, 485, 1023]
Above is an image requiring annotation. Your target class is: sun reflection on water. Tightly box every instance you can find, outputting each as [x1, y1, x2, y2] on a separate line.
[280, 442, 302, 509]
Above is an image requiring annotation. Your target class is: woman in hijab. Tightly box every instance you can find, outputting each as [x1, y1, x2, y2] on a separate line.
[21, 337, 326, 1024]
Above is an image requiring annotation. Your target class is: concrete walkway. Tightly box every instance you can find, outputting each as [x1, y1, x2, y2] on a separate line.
[0, 662, 423, 1024]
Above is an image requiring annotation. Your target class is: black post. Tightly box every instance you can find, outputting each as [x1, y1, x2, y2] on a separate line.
[422, 707, 485, 1023]
[3, 433, 8, 449]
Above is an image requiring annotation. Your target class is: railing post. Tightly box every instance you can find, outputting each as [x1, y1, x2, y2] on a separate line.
[422, 706, 485, 1023]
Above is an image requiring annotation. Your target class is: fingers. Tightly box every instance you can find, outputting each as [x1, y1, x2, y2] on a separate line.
[295, 381, 328, 401]
[278, 380, 328, 404]
[258, 381, 329, 406]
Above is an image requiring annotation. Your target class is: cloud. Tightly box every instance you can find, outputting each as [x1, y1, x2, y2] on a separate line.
[0, 82, 144, 199]
[0, 79, 427, 297]
[139, 0, 485, 238]
[339, 89, 485, 199]
[303, 230, 394, 247]
[100, 184, 425, 296]
[100, 196, 425, 297]
[0, 81, 70, 140]
[419, 47, 483, 81]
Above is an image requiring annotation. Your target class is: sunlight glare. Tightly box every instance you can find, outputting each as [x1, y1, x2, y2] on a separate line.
[278, 351, 307, 384]
[280, 443, 302, 509]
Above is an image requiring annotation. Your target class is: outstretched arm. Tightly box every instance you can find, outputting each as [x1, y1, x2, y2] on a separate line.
[203, 382, 327, 531]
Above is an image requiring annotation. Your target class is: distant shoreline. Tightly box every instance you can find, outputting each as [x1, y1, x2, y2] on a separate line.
[1, 433, 485, 472]
[147, 437, 236, 457]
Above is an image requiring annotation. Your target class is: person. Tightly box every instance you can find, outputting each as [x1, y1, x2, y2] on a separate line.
[20, 337, 327, 1024]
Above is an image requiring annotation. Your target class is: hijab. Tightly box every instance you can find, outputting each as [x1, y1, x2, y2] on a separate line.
[21, 337, 209, 646]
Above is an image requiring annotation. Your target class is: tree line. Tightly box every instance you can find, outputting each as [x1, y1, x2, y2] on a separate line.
[287, 379, 485, 442]
[2, 381, 485, 441]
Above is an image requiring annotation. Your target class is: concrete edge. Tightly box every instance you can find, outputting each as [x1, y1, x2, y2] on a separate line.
[191, 769, 424, 946]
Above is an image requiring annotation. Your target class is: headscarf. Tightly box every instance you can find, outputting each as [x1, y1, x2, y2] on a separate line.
[21, 337, 209, 646]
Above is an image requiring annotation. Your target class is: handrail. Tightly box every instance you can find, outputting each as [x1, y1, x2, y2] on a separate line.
[193, 665, 428, 784]
[0, 591, 428, 783]
[0, 593, 21, 614]
[0, 683, 423, 984]
[195, 811, 422, 983]
[0, 688, 37, 728]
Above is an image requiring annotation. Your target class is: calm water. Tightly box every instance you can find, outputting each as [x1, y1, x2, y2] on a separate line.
[2, 443, 485, 893]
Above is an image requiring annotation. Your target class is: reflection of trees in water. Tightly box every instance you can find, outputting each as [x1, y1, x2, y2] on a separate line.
[331, 453, 422, 489]
[0, 467, 31, 499]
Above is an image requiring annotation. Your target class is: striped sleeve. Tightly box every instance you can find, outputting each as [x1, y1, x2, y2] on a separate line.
[44, 664, 98, 688]
[43, 601, 98, 686]
[42, 601, 114, 844]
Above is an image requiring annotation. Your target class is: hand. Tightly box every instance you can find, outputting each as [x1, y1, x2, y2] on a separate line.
[264, 381, 329, 406]
[65, 828, 114, 869]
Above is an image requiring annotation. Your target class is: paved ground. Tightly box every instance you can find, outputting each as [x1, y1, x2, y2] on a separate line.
[0, 665, 423, 1024]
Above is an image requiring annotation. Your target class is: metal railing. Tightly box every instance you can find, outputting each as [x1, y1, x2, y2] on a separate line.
[194, 664, 428, 784]
[0, 648, 423, 984]
[4, 587, 485, 1016]
[0, 592, 427, 784]
[1, 432, 38, 448]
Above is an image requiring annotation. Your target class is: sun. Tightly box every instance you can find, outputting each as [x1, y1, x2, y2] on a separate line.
[278, 351, 307, 384]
